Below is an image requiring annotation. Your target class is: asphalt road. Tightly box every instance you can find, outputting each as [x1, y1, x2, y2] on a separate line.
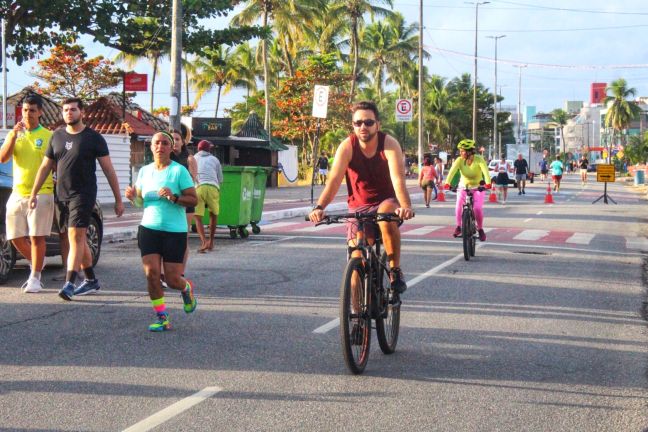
[1, 175, 647, 431]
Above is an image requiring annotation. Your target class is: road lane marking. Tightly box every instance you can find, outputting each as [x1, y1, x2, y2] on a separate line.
[313, 318, 340, 334]
[523, 218, 533, 223]
[513, 229, 549, 241]
[625, 236, 648, 251]
[122, 386, 222, 432]
[312, 252, 468, 334]
[566, 233, 594, 245]
[536, 211, 543, 215]
[403, 226, 442, 236]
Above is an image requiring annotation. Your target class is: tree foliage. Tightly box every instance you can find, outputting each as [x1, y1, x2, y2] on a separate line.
[1, 0, 267, 66]
[32, 44, 120, 101]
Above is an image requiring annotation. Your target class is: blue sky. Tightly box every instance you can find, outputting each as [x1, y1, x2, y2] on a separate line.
[6, 0, 648, 117]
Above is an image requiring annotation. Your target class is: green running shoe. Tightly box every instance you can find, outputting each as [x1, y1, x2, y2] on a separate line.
[148, 312, 171, 332]
[181, 280, 197, 313]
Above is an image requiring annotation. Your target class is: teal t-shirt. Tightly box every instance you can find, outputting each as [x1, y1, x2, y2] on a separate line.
[136, 161, 194, 232]
[550, 160, 564, 175]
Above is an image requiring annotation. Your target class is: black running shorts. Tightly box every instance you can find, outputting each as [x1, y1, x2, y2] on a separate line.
[137, 225, 187, 263]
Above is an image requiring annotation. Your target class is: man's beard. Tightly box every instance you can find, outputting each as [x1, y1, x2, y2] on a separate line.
[65, 118, 81, 126]
[357, 130, 377, 144]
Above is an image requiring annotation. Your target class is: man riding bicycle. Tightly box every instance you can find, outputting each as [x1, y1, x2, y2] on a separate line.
[308, 101, 414, 293]
[444, 139, 491, 241]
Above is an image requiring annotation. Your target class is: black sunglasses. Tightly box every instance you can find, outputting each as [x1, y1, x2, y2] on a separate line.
[352, 119, 376, 127]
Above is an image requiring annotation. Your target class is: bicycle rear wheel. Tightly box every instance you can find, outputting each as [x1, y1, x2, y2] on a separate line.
[462, 209, 471, 261]
[339, 257, 371, 374]
[376, 252, 400, 354]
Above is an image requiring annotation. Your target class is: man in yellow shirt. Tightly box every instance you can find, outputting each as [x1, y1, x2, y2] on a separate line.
[0, 95, 55, 293]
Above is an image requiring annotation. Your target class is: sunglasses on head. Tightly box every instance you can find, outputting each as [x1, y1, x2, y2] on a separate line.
[352, 119, 376, 127]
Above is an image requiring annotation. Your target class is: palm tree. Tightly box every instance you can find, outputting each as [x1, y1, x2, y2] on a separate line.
[383, 13, 421, 98]
[327, 0, 394, 102]
[186, 46, 237, 117]
[425, 75, 451, 147]
[549, 108, 570, 157]
[229, 43, 260, 101]
[604, 78, 641, 149]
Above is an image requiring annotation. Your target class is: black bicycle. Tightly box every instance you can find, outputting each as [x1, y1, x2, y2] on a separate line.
[309, 212, 403, 374]
[450, 186, 484, 261]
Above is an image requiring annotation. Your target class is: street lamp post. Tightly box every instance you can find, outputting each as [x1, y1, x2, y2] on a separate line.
[467, 1, 490, 142]
[513, 64, 527, 147]
[487, 34, 505, 158]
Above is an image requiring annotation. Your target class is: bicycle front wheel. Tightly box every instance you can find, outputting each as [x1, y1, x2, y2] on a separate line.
[376, 252, 400, 354]
[340, 257, 371, 374]
[462, 209, 471, 261]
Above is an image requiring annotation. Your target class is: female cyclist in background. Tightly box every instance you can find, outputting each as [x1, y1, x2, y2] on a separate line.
[444, 139, 491, 241]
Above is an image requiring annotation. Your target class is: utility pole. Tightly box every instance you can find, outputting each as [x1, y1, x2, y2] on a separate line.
[169, 0, 182, 131]
[514, 64, 527, 147]
[487, 34, 505, 158]
[418, 0, 424, 172]
[467, 1, 490, 142]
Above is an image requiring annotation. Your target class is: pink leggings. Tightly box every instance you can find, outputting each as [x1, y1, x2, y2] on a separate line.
[455, 189, 485, 229]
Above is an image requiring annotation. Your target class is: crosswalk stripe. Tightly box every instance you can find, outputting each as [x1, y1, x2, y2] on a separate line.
[625, 236, 648, 251]
[260, 221, 301, 230]
[295, 224, 340, 232]
[566, 233, 595, 245]
[403, 226, 442, 236]
[513, 229, 549, 241]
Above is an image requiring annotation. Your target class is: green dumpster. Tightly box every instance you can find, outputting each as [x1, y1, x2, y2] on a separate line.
[217, 166, 255, 238]
[250, 167, 272, 234]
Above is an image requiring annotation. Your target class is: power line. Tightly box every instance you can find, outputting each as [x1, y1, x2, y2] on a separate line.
[492, 0, 648, 16]
[425, 24, 648, 33]
[425, 45, 648, 70]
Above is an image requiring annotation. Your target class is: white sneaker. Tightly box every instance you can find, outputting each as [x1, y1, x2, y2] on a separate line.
[22, 277, 43, 293]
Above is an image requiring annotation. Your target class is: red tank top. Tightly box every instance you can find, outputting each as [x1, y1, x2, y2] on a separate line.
[345, 132, 396, 207]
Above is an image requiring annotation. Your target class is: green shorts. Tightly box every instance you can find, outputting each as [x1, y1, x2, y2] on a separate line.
[196, 184, 220, 216]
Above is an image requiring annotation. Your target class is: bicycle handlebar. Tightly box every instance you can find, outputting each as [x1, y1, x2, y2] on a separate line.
[305, 212, 403, 226]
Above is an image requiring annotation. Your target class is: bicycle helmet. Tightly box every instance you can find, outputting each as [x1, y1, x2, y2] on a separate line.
[457, 139, 476, 150]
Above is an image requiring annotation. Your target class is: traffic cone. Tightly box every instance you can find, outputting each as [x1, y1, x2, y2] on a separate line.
[544, 182, 554, 204]
[488, 189, 498, 203]
[437, 188, 446, 202]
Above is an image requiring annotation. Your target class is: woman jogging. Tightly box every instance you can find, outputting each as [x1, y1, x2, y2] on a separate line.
[125, 131, 198, 332]
[495, 155, 510, 204]
[444, 139, 491, 241]
[418, 156, 438, 207]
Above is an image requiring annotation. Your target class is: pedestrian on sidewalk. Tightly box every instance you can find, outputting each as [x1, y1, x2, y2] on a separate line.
[30, 97, 124, 300]
[0, 95, 54, 293]
[317, 152, 329, 185]
[125, 131, 198, 331]
[171, 130, 198, 271]
[514, 153, 529, 195]
[193, 140, 223, 253]
[418, 156, 438, 207]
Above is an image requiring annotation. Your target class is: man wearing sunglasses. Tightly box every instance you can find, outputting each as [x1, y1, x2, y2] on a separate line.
[308, 100, 414, 294]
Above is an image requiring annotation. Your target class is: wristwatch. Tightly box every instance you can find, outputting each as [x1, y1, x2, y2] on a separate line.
[172, 194, 179, 203]
[313, 204, 323, 211]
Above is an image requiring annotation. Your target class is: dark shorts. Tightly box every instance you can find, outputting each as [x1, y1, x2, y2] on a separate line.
[58, 196, 94, 230]
[496, 172, 509, 186]
[421, 180, 436, 190]
[346, 197, 399, 241]
[541, 169, 548, 174]
[186, 206, 195, 214]
[137, 225, 187, 263]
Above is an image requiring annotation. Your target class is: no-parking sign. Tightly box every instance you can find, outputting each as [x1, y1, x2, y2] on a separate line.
[395, 99, 413, 122]
[312, 85, 330, 118]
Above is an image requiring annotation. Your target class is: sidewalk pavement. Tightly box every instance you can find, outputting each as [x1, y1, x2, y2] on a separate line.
[102, 179, 424, 242]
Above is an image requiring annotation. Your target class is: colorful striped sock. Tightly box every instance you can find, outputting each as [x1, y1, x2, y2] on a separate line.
[151, 297, 166, 314]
